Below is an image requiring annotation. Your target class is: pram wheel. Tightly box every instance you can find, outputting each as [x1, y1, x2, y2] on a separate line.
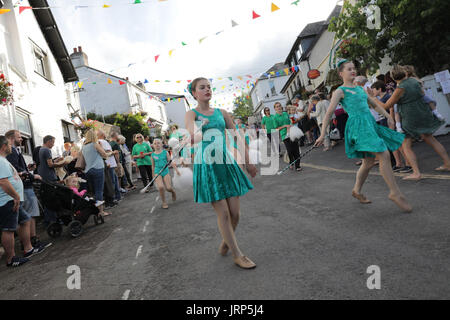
[93, 214, 104, 225]
[68, 221, 83, 238]
[47, 223, 63, 238]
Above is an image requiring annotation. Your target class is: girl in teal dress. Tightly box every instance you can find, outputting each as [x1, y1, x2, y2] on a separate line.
[151, 139, 180, 209]
[369, 65, 450, 180]
[184, 77, 257, 269]
[315, 60, 412, 213]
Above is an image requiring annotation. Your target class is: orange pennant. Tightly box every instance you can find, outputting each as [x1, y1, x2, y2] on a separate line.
[271, 3, 280, 12]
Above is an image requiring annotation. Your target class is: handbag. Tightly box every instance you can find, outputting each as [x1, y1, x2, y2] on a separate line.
[115, 162, 125, 178]
[75, 153, 86, 171]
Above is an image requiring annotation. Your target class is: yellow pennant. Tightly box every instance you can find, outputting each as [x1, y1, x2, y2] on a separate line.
[0, 9, 11, 14]
[176, 80, 181, 83]
[271, 3, 280, 12]
[155, 80, 160, 83]
[199, 37, 207, 44]
[103, 4, 110, 8]
[169, 49, 175, 57]
[237, 76, 243, 80]
[77, 81, 84, 88]
[284, 68, 289, 75]
[107, 78, 113, 84]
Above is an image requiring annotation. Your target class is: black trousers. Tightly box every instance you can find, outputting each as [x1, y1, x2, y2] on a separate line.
[138, 165, 153, 187]
[283, 138, 301, 169]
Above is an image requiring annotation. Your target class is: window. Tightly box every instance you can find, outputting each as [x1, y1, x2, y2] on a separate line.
[31, 40, 51, 81]
[158, 105, 164, 120]
[15, 109, 33, 156]
[62, 121, 73, 143]
[269, 80, 277, 97]
[136, 94, 143, 110]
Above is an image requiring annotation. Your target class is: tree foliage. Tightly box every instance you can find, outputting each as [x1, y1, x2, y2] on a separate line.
[232, 93, 253, 123]
[86, 112, 150, 148]
[329, 0, 450, 77]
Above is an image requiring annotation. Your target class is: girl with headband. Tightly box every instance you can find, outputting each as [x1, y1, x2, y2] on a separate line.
[184, 78, 257, 269]
[315, 60, 412, 213]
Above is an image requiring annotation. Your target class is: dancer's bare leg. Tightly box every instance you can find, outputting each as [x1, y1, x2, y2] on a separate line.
[352, 156, 375, 203]
[421, 134, 450, 170]
[163, 175, 176, 201]
[219, 197, 240, 256]
[377, 151, 413, 212]
[155, 177, 167, 208]
[401, 138, 422, 180]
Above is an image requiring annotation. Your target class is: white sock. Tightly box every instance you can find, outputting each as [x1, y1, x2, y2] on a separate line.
[396, 122, 403, 132]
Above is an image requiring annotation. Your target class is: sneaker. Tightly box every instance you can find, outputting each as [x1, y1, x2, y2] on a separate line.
[119, 188, 128, 193]
[392, 166, 403, 172]
[6, 256, 29, 267]
[399, 166, 413, 173]
[24, 244, 49, 259]
[95, 200, 105, 207]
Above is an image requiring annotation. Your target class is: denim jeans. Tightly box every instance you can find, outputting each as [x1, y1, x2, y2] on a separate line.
[108, 167, 121, 201]
[86, 167, 104, 202]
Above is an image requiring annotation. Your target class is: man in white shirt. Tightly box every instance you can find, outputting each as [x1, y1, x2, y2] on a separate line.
[97, 130, 121, 203]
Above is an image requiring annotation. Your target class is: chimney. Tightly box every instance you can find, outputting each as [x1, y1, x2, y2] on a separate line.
[73, 48, 77, 53]
[78, 46, 82, 52]
[125, 77, 129, 81]
[70, 45, 89, 67]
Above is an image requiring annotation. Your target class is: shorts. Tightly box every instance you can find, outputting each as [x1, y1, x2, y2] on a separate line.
[0, 200, 30, 231]
[23, 187, 40, 217]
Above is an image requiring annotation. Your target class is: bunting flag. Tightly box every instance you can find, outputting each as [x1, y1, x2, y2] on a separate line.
[134, 0, 142, 3]
[107, 78, 113, 84]
[231, 20, 239, 27]
[144, 79, 149, 83]
[252, 11, 261, 19]
[199, 37, 207, 44]
[119, 80, 126, 85]
[284, 68, 289, 75]
[77, 81, 83, 89]
[181, 42, 187, 46]
[102, 4, 110, 8]
[154, 55, 160, 63]
[169, 49, 175, 57]
[19, 6, 32, 14]
[271, 3, 280, 12]
[0, 9, 11, 14]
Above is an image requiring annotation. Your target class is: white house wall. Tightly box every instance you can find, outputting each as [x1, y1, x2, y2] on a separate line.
[165, 99, 189, 128]
[0, 0, 77, 161]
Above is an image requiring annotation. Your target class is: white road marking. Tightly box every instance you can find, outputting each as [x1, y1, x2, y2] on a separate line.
[145, 221, 149, 226]
[150, 206, 155, 214]
[156, 196, 160, 201]
[122, 290, 130, 300]
[142, 225, 147, 233]
[135, 245, 143, 259]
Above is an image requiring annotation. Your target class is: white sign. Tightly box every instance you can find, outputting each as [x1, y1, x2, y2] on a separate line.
[441, 80, 450, 95]
[434, 70, 450, 83]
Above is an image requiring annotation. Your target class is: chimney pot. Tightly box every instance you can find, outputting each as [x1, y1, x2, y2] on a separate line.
[73, 48, 77, 53]
[126, 77, 129, 80]
[78, 46, 82, 52]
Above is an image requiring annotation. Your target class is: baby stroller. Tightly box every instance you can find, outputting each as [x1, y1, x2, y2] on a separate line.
[36, 180, 104, 238]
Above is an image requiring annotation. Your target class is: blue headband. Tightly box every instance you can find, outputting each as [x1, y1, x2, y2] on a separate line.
[337, 59, 348, 69]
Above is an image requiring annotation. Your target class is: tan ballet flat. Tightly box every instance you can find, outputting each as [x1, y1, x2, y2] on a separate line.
[234, 256, 256, 269]
[162, 203, 169, 209]
[352, 191, 371, 204]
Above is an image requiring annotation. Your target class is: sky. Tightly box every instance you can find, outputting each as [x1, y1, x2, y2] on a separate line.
[45, 0, 340, 111]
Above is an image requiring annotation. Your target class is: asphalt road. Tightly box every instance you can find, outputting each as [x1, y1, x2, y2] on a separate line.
[1, 135, 449, 300]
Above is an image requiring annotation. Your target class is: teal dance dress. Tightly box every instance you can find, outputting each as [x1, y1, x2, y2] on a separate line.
[151, 150, 170, 177]
[192, 108, 253, 203]
[339, 85, 405, 159]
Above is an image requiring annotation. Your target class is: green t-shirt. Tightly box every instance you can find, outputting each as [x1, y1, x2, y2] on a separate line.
[109, 140, 123, 163]
[132, 142, 153, 166]
[261, 115, 275, 132]
[273, 112, 291, 141]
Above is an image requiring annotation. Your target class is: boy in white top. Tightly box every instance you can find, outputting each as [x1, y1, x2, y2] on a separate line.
[97, 130, 121, 202]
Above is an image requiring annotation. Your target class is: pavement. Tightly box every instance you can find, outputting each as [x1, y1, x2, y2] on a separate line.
[0, 134, 449, 300]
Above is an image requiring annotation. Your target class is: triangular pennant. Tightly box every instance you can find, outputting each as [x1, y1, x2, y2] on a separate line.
[231, 20, 239, 27]
[102, 4, 110, 8]
[77, 82, 84, 89]
[134, 0, 142, 3]
[199, 37, 207, 44]
[187, 80, 192, 83]
[228, 77, 233, 81]
[19, 6, 32, 14]
[107, 79, 113, 84]
[237, 76, 243, 80]
[284, 68, 289, 75]
[169, 49, 175, 57]
[144, 79, 149, 83]
[252, 11, 261, 19]
[0, 9, 11, 14]
[271, 3, 280, 12]
[181, 42, 187, 46]
[291, 66, 296, 72]
[155, 55, 160, 63]
[119, 80, 126, 85]
[216, 30, 224, 35]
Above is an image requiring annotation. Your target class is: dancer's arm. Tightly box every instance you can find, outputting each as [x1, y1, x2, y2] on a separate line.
[315, 89, 344, 147]
[367, 87, 404, 110]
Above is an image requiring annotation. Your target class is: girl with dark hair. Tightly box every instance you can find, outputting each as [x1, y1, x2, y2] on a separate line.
[184, 77, 257, 269]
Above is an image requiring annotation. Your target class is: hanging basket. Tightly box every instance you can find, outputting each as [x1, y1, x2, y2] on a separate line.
[0, 73, 14, 106]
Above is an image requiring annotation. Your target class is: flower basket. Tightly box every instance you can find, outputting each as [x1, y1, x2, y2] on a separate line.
[0, 73, 14, 106]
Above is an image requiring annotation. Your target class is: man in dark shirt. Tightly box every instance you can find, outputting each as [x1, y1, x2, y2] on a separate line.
[38, 135, 64, 182]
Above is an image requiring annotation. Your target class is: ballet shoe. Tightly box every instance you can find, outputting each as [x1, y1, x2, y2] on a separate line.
[233, 255, 256, 269]
[388, 194, 413, 213]
[351, 191, 371, 204]
[219, 241, 229, 256]
[435, 165, 450, 172]
[402, 174, 422, 181]
[162, 203, 169, 209]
